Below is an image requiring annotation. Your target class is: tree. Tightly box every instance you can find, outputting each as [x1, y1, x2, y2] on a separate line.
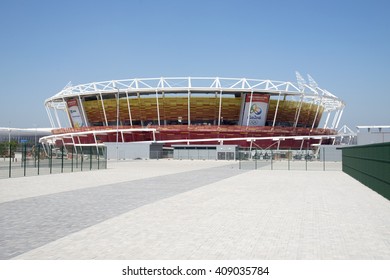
[0, 141, 18, 158]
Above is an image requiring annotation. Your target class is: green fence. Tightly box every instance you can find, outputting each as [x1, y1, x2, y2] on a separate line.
[340, 142, 390, 200]
[0, 144, 107, 179]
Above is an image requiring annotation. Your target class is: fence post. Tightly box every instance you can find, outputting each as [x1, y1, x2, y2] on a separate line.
[37, 144, 40, 175]
[288, 149, 290, 171]
[8, 143, 12, 178]
[81, 149, 83, 171]
[71, 146, 74, 172]
[97, 146, 100, 170]
[23, 143, 27, 177]
[323, 147, 325, 171]
[61, 146, 64, 173]
[76, 147, 79, 169]
[104, 147, 107, 169]
[305, 146, 308, 171]
[49, 146, 52, 174]
[34, 145, 37, 168]
[271, 150, 273, 170]
[89, 146, 93, 170]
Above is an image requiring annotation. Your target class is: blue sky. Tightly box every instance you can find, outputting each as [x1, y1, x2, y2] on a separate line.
[0, 0, 389, 129]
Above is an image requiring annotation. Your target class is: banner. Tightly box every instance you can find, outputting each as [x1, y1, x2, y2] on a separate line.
[241, 94, 270, 126]
[67, 99, 85, 128]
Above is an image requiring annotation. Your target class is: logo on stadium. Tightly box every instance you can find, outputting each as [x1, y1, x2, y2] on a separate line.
[250, 104, 262, 119]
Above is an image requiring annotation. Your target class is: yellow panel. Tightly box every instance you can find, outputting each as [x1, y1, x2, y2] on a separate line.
[266, 100, 324, 127]
[83, 96, 323, 128]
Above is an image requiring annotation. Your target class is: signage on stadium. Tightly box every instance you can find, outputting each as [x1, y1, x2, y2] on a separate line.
[240, 94, 270, 126]
[67, 99, 85, 128]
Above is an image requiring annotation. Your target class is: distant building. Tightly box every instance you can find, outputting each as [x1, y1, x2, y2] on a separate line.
[0, 127, 52, 144]
[356, 126, 390, 145]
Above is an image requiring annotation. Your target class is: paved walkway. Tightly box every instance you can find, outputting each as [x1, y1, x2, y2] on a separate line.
[0, 160, 389, 259]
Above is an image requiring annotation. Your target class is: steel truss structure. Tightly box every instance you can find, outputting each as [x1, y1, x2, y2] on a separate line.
[41, 76, 345, 151]
[45, 77, 345, 129]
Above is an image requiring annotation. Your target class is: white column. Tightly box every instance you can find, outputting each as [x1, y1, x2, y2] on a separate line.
[246, 90, 254, 126]
[45, 106, 55, 128]
[92, 132, 99, 154]
[125, 91, 133, 126]
[218, 90, 223, 126]
[62, 98, 73, 127]
[311, 99, 322, 131]
[99, 93, 108, 126]
[323, 111, 331, 129]
[78, 95, 88, 127]
[71, 135, 78, 155]
[299, 139, 305, 151]
[272, 92, 282, 127]
[155, 89, 161, 126]
[53, 107, 62, 128]
[331, 110, 340, 129]
[187, 90, 191, 126]
[294, 93, 304, 128]
[335, 108, 344, 129]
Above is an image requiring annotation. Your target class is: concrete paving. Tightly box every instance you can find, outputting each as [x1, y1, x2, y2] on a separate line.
[0, 160, 389, 260]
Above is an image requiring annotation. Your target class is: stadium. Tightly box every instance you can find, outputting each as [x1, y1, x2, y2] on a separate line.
[40, 75, 345, 156]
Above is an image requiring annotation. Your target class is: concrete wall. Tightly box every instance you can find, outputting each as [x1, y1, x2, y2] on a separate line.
[105, 142, 151, 160]
[172, 145, 238, 160]
[340, 142, 390, 200]
[357, 129, 390, 145]
[217, 145, 237, 160]
[173, 148, 217, 160]
[318, 145, 343, 162]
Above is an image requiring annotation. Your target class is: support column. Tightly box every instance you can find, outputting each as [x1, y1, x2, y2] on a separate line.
[45, 106, 55, 128]
[300, 139, 305, 151]
[246, 90, 254, 127]
[187, 90, 191, 126]
[218, 90, 223, 126]
[331, 110, 340, 129]
[99, 93, 108, 126]
[62, 97, 73, 127]
[125, 91, 133, 126]
[272, 92, 282, 127]
[311, 99, 322, 131]
[294, 93, 304, 128]
[155, 89, 161, 126]
[78, 95, 88, 127]
[335, 108, 344, 129]
[323, 111, 331, 129]
[53, 107, 62, 128]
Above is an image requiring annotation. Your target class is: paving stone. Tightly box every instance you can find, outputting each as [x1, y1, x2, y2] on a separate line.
[0, 163, 244, 259]
[1, 161, 389, 260]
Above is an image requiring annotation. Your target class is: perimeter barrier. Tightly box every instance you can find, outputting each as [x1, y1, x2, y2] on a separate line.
[339, 142, 390, 200]
[238, 148, 342, 171]
[0, 144, 107, 179]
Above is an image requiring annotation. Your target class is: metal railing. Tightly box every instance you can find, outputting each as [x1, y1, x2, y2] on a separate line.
[238, 148, 342, 171]
[0, 144, 107, 179]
